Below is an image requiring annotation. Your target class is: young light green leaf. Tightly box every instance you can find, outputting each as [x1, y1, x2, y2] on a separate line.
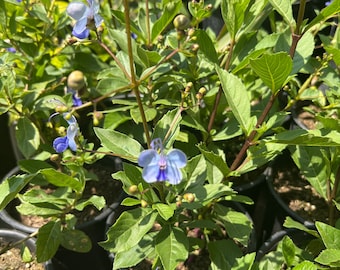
[283, 217, 319, 238]
[268, 0, 295, 27]
[60, 229, 92, 253]
[293, 261, 317, 270]
[292, 31, 314, 74]
[16, 117, 40, 158]
[39, 168, 82, 192]
[215, 65, 251, 135]
[36, 221, 62, 262]
[101, 208, 157, 253]
[130, 106, 157, 123]
[151, 1, 182, 42]
[221, 0, 252, 38]
[282, 236, 295, 267]
[152, 108, 182, 149]
[94, 128, 144, 162]
[232, 252, 256, 270]
[250, 52, 292, 93]
[305, 0, 340, 32]
[152, 203, 175, 221]
[155, 225, 188, 270]
[74, 195, 106, 211]
[315, 249, 340, 267]
[316, 221, 340, 250]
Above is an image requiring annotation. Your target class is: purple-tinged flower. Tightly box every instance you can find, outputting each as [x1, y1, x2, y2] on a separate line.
[325, 0, 333, 6]
[66, 0, 103, 39]
[138, 138, 187, 185]
[6, 47, 16, 53]
[51, 113, 78, 153]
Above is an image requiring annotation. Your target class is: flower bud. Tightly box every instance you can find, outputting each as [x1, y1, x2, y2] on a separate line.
[173, 14, 190, 30]
[50, 154, 60, 162]
[128, 185, 138, 195]
[55, 105, 69, 113]
[183, 193, 195, 202]
[141, 199, 148, 208]
[67, 70, 86, 91]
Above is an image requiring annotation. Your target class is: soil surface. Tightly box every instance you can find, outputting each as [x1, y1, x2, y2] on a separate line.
[0, 237, 44, 270]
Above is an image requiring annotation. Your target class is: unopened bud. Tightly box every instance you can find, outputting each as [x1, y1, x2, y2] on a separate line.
[50, 154, 60, 162]
[191, 44, 199, 53]
[141, 199, 148, 208]
[55, 105, 68, 113]
[183, 193, 195, 202]
[64, 113, 72, 120]
[67, 70, 85, 91]
[128, 185, 138, 195]
[173, 14, 190, 30]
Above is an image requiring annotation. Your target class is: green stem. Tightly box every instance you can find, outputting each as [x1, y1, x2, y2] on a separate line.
[145, 0, 151, 47]
[329, 166, 340, 226]
[0, 231, 38, 255]
[123, 0, 151, 147]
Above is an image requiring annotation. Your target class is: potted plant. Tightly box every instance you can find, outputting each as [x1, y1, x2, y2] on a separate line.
[0, 0, 339, 269]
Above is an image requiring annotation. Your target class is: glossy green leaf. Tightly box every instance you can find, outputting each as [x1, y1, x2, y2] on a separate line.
[221, 0, 252, 38]
[113, 234, 154, 269]
[214, 204, 252, 246]
[283, 217, 319, 238]
[0, 174, 34, 211]
[18, 159, 53, 173]
[232, 252, 256, 270]
[60, 229, 92, 253]
[282, 236, 295, 267]
[208, 239, 242, 270]
[94, 128, 144, 162]
[17, 201, 64, 216]
[215, 65, 251, 134]
[289, 145, 329, 199]
[305, 0, 340, 32]
[15, 117, 40, 158]
[40, 168, 82, 192]
[152, 203, 175, 221]
[293, 261, 317, 270]
[194, 29, 218, 63]
[36, 221, 62, 262]
[250, 52, 292, 92]
[316, 221, 340, 250]
[130, 106, 157, 123]
[155, 225, 188, 270]
[268, 0, 295, 27]
[151, 1, 182, 42]
[152, 108, 182, 149]
[96, 77, 130, 95]
[315, 249, 340, 267]
[74, 195, 106, 211]
[101, 208, 157, 253]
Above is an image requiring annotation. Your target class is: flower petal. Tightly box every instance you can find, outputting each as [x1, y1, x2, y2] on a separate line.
[167, 149, 187, 168]
[165, 162, 182, 185]
[138, 150, 159, 167]
[73, 17, 88, 35]
[142, 165, 161, 183]
[72, 28, 89, 39]
[67, 2, 88, 20]
[94, 14, 103, 28]
[53, 137, 69, 153]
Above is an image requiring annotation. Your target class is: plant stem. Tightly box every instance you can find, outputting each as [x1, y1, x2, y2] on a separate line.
[329, 165, 340, 226]
[123, 0, 151, 147]
[145, 0, 151, 47]
[0, 231, 38, 255]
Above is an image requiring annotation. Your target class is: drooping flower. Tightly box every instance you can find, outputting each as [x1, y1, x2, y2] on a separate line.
[66, 0, 103, 39]
[51, 113, 78, 153]
[138, 138, 187, 185]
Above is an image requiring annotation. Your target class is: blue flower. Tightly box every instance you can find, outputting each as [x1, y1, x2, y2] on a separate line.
[6, 47, 16, 53]
[138, 138, 187, 185]
[325, 0, 333, 6]
[51, 113, 78, 153]
[66, 0, 103, 39]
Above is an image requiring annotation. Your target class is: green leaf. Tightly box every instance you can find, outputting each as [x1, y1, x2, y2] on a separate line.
[60, 229, 92, 253]
[221, 0, 252, 38]
[94, 128, 143, 162]
[17, 201, 64, 216]
[305, 0, 340, 32]
[292, 31, 314, 74]
[152, 108, 182, 149]
[315, 249, 340, 267]
[250, 52, 292, 93]
[0, 174, 34, 211]
[283, 217, 319, 238]
[36, 221, 62, 262]
[268, 0, 295, 27]
[155, 225, 188, 270]
[293, 261, 317, 270]
[151, 1, 182, 42]
[232, 252, 256, 270]
[100, 208, 157, 253]
[18, 159, 53, 173]
[194, 29, 218, 63]
[282, 236, 295, 267]
[214, 204, 253, 246]
[152, 203, 175, 221]
[130, 106, 157, 123]
[96, 77, 130, 95]
[15, 117, 40, 158]
[289, 146, 329, 199]
[113, 234, 154, 269]
[75, 195, 106, 211]
[197, 144, 231, 177]
[316, 221, 340, 250]
[215, 65, 251, 134]
[121, 197, 141, 207]
[40, 168, 82, 192]
[208, 239, 242, 270]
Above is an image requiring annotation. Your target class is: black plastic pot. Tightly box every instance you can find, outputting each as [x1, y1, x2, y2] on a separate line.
[0, 228, 53, 270]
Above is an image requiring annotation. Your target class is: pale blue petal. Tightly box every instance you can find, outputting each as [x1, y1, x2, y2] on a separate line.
[166, 162, 182, 185]
[138, 150, 159, 167]
[73, 17, 88, 34]
[72, 28, 89, 39]
[94, 14, 103, 28]
[67, 2, 88, 20]
[68, 137, 77, 151]
[167, 149, 187, 168]
[66, 123, 78, 140]
[63, 114, 77, 126]
[142, 165, 161, 183]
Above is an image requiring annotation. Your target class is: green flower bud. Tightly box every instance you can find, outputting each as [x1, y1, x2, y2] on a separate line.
[173, 14, 190, 30]
[67, 70, 85, 91]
